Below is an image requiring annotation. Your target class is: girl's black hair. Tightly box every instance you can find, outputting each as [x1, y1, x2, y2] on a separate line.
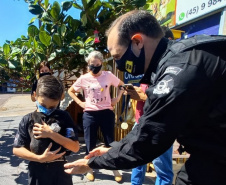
[36, 75, 64, 100]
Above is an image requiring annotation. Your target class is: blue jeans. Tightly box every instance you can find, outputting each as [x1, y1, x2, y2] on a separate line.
[131, 123, 173, 185]
[153, 146, 174, 185]
[131, 164, 147, 185]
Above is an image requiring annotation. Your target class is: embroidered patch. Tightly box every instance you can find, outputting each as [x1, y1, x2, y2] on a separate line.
[66, 128, 75, 138]
[153, 76, 174, 95]
[50, 122, 61, 132]
[164, 66, 182, 76]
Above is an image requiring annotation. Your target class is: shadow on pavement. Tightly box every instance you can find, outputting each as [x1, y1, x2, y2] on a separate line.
[0, 128, 22, 167]
[65, 139, 154, 184]
[3, 119, 15, 122]
[66, 139, 134, 183]
[13, 171, 28, 185]
[0, 123, 154, 184]
[0, 127, 28, 185]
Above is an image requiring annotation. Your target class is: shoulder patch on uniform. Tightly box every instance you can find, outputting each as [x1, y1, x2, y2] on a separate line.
[164, 66, 182, 76]
[153, 76, 174, 95]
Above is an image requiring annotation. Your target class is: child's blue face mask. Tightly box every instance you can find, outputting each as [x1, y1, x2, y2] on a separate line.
[36, 101, 56, 116]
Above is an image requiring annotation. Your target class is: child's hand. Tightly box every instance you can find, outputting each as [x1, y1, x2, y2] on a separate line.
[33, 121, 53, 139]
[39, 143, 65, 163]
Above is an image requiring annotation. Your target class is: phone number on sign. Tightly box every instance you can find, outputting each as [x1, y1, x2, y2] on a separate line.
[186, 0, 224, 18]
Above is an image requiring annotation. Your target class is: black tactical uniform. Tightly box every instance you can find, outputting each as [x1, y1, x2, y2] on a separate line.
[87, 35, 226, 185]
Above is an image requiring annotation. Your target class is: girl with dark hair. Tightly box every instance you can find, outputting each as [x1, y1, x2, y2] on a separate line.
[13, 75, 79, 185]
[31, 61, 51, 102]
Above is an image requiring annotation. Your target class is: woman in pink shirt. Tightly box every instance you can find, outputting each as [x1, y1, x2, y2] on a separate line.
[68, 51, 124, 182]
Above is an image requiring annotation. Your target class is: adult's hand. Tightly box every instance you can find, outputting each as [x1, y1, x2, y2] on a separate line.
[39, 143, 65, 163]
[64, 159, 91, 174]
[125, 86, 147, 101]
[84, 145, 111, 159]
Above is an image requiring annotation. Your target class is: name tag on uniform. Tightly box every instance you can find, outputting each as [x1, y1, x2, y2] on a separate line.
[163, 66, 182, 76]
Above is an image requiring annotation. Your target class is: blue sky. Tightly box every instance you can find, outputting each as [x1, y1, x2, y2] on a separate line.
[0, 0, 80, 46]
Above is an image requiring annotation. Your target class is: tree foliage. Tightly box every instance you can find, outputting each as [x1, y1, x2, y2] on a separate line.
[0, 0, 151, 88]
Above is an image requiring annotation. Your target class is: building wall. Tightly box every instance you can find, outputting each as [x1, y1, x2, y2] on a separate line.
[177, 12, 221, 38]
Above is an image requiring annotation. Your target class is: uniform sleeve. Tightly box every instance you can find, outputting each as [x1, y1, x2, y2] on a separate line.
[64, 112, 79, 141]
[108, 72, 120, 87]
[13, 115, 31, 149]
[72, 76, 83, 92]
[88, 50, 226, 170]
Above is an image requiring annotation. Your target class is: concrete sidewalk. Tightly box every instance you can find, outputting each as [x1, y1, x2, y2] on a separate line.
[0, 94, 36, 117]
[0, 95, 156, 185]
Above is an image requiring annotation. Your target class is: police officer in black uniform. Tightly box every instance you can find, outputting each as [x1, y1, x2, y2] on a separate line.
[64, 10, 226, 185]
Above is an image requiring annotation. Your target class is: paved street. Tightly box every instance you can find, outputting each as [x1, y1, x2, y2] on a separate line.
[0, 94, 17, 108]
[0, 94, 36, 117]
[0, 94, 156, 185]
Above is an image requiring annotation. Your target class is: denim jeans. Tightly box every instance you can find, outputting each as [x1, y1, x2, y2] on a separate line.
[131, 164, 147, 185]
[131, 123, 173, 185]
[152, 146, 173, 185]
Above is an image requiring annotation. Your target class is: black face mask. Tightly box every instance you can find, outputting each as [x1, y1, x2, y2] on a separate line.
[115, 42, 145, 76]
[39, 72, 51, 78]
[89, 64, 102, 74]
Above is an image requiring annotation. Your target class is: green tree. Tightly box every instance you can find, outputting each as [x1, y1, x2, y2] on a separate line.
[0, 0, 150, 89]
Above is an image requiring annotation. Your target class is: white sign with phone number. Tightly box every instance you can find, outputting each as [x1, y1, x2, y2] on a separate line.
[176, 0, 226, 25]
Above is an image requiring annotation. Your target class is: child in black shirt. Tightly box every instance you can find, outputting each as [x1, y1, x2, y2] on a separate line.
[13, 75, 79, 185]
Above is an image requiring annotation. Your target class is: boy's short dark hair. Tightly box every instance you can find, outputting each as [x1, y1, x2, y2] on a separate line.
[36, 75, 64, 100]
